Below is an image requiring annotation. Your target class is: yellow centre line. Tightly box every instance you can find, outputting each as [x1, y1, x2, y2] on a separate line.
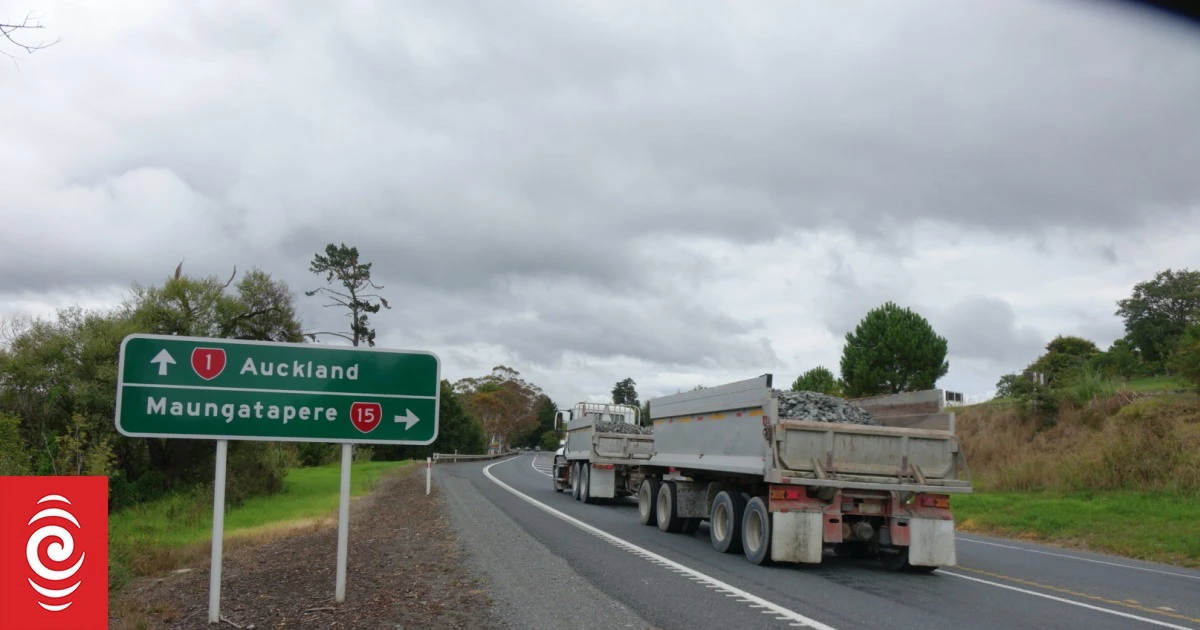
[955, 566, 1200, 625]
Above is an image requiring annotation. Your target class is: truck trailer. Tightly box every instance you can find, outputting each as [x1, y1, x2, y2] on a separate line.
[554, 374, 973, 571]
[552, 402, 652, 502]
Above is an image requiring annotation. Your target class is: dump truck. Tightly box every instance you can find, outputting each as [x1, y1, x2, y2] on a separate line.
[554, 374, 972, 571]
[551, 402, 653, 502]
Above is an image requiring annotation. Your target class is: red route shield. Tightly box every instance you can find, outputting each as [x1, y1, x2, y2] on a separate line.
[0, 476, 109, 630]
[191, 348, 227, 380]
[350, 402, 382, 434]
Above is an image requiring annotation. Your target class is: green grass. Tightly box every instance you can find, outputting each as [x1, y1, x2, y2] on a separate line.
[953, 491, 1200, 568]
[1124, 375, 1192, 392]
[109, 460, 412, 589]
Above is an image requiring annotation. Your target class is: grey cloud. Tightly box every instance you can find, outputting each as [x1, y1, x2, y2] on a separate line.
[936, 295, 1045, 370]
[438, 284, 780, 370]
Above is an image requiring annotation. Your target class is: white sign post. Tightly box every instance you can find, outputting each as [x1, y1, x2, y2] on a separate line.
[335, 443, 353, 602]
[208, 439, 228, 624]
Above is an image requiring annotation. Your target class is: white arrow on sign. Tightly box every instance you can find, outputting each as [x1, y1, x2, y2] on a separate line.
[150, 349, 176, 376]
[394, 409, 420, 430]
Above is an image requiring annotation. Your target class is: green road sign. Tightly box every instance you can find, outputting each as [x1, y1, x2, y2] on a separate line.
[115, 334, 440, 445]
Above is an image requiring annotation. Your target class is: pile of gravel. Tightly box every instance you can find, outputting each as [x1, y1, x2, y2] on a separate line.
[774, 390, 878, 425]
[593, 420, 654, 435]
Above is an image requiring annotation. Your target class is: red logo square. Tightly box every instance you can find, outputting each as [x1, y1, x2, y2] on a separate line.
[0, 476, 109, 630]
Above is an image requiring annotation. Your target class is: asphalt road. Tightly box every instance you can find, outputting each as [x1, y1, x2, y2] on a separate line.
[434, 453, 1200, 630]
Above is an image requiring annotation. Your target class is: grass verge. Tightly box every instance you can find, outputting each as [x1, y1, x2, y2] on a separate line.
[109, 459, 413, 591]
[953, 491, 1200, 569]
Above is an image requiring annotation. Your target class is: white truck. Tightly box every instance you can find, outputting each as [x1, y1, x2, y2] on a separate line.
[551, 402, 653, 502]
[557, 374, 973, 571]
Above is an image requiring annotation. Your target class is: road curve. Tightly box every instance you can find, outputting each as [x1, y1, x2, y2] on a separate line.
[434, 453, 1200, 630]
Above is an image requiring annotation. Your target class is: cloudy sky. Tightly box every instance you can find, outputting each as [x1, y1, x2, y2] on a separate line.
[3, 0, 1199, 409]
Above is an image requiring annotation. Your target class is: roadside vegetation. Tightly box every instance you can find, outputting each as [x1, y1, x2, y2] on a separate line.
[950, 268, 1199, 565]
[109, 459, 412, 590]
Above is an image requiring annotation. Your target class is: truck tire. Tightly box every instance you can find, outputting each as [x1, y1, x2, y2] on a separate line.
[741, 496, 773, 565]
[656, 481, 685, 533]
[638, 478, 660, 526]
[571, 462, 581, 500]
[580, 465, 592, 504]
[710, 490, 747, 554]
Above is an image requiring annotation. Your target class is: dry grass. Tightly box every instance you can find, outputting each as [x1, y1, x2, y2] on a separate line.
[957, 392, 1200, 494]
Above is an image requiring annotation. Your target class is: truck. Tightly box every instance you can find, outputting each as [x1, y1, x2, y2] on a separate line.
[551, 402, 653, 503]
[553, 374, 973, 571]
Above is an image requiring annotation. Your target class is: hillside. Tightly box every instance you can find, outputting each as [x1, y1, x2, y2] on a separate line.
[951, 388, 1200, 566]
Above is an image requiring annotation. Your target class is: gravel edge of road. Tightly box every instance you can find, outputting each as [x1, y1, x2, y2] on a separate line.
[436, 458, 655, 630]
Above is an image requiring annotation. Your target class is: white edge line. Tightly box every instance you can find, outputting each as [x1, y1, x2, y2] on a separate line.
[482, 456, 837, 630]
[959, 537, 1200, 581]
[530, 454, 552, 477]
[937, 570, 1196, 630]
[121, 382, 437, 400]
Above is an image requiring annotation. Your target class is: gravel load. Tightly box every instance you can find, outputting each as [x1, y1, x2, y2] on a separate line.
[593, 420, 654, 435]
[774, 390, 878, 425]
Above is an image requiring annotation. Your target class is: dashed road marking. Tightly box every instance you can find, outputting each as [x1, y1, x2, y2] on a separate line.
[483, 457, 838, 630]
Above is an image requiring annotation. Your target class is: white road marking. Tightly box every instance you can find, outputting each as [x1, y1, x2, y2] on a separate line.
[483, 457, 838, 630]
[958, 537, 1200, 581]
[936, 570, 1196, 629]
[530, 453, 553, 477]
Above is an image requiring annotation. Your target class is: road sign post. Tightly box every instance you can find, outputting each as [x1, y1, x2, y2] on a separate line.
[115, 334, 441, 621]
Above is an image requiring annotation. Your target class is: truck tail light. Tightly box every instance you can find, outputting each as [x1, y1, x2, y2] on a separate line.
[918, 494, 950, 509]
[769, 486, 805, 501]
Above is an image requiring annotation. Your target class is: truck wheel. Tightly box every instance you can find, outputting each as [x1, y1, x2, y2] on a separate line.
[571, 463, 581, 500]
[580, 465, 592, 504]
[741, 496, 773, 565]
[638, 478, 660, 526]
[656, 481, 684, 533]
[710, 490, 747, 554]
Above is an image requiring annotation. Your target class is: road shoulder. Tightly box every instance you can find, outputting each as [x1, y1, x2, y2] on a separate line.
[436, 459, 653, 630]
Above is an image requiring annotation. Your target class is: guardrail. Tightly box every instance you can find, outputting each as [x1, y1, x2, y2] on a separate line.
[431, 450, 521, 463]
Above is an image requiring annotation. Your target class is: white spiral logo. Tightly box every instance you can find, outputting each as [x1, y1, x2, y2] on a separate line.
[25, 494, 86, 612]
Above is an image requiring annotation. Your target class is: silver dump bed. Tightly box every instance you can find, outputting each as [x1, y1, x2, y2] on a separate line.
[646, 375, 972, 494]
[563, 402, 654, 463]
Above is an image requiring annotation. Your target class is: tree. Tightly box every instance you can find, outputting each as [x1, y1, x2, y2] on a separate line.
[839, 301, 949, 397]
[305, 243, 391, 347]
[1115, 268, 1200, 367]
[1168, 324, 1200, 390]
[0, 263, 307, 510]
[790, 367, 843, 396]
[612, 377, 639, 407]
[453, 366, 545, 448]
[1, 12, 60, 62]
[1026, 335, 1099, 386]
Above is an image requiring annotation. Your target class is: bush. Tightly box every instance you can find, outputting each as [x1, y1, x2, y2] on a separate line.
[1169, 324, 1200, 390]
[224, 442, 297, 508]
[0, 413, 32, 475]
[297, 442, 340, 467]
[540, 430, 561, 452]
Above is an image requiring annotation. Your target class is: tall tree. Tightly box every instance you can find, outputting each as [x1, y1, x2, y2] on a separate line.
[790, 366, 843, 396]
[611, 377, 639, 406]
[1115, 268, 1200, 366]
[839, 301, 949, 397]
[305, 243, 391, 347]
[453, 366, 544, 448]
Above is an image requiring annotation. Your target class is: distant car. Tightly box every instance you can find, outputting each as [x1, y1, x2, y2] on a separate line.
[534, 445, 541, 451]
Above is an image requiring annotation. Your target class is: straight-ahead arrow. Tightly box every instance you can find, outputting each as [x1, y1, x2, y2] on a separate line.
[394, 409, 420, 430]
[150, 349, 176, 376]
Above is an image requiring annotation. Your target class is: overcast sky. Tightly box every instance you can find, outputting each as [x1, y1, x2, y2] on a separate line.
[3, 0, 1199, 409]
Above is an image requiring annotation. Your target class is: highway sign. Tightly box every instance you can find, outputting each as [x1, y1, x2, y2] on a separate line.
[115, 334, 440, 445]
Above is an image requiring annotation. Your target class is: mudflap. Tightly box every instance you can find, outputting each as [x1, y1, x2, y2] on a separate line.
[908, 517, 957, 567]
[589, 466, 617, 499]
[770, 511, 823, 564]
